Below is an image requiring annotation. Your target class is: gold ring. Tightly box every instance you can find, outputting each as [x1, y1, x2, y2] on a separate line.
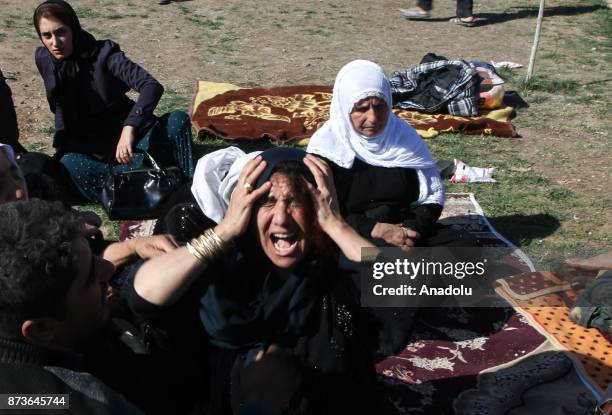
[243, 183, 253, 192]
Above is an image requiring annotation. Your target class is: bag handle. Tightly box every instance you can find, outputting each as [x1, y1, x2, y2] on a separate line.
[106, 148, 163, 174]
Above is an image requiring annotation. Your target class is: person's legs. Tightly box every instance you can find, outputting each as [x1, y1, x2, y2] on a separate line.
[59, 152, 145, 203]
[144, 111, 194, 178]
[400, 0, 433, 18]
[417, 0, 433, 11]
[58, 153, 108, 202]
[456, 0, 474, 19]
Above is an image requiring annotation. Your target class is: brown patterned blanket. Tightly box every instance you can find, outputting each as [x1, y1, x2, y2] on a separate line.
[189, 82, 519, 144]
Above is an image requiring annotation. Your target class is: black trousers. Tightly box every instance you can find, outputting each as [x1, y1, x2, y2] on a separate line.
[417, 0, 473, 18]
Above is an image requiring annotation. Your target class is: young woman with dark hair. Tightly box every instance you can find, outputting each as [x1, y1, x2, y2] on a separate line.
[33, 0, 193, 203]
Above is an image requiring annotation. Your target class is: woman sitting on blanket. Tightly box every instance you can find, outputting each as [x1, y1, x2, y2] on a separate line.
[33, 0, 193, 203]
[128, 147, 379, 414]
[307, 59, 475, 248]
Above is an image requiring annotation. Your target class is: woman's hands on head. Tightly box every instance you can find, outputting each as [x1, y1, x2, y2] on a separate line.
[371, 222, 420, 251]
[115, 125, 136, 164]
[304, 154, 377, 261]
[214, 156, 271, 243]
[303, 154, 343, 233]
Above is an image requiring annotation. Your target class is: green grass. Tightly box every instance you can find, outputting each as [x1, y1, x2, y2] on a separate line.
[176, 3, 233, 55]
[517, 76, 580, 95]
[33, 122, 55, 135]
[540, 51, 564, 61]
[178, 4, 223, 30]
[0, 32, 5, 42]
[303, 27, 331, 37]
[79, 203, 121, 241]
[25, 140, 49, 153]
[154, 88, 191, 116]
[215, 33, 237, 54]
[426, 133, 610, 267]
[74, 6, 103, 19]
[3, 15, 36, 39]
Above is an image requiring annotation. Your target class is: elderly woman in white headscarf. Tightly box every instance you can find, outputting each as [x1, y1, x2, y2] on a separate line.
[307, 59, 455, 248]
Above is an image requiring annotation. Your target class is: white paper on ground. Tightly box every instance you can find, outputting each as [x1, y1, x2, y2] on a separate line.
[451, 159, 496, 183]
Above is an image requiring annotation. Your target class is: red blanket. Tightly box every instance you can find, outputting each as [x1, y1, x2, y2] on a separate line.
[190, 82, 519, 144]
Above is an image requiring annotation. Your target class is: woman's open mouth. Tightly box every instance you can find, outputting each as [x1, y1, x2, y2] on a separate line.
[271, 233, 300, 256]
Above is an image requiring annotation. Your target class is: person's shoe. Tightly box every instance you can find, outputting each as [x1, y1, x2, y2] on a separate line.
[158, 0, 171, 5]
[450, 17, 476, 27]
[399, 7, 432, 19]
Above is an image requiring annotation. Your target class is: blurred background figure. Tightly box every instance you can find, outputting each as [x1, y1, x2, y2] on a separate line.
[400, 0, 476, 27]
[0, 68, 26, 154]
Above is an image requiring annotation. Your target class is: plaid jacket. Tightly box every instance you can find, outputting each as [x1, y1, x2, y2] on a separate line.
[390, 60, 479, 116]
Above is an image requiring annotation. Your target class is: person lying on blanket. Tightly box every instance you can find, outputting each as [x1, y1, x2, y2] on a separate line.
[307, 59, 476, 249]
[128, 147, 380, 414]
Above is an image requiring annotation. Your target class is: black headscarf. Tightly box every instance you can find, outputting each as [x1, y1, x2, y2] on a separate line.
[33, 1, 98, 133]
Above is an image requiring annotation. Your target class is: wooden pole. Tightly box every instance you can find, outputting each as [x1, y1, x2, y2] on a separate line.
[527, 0, 546, 81]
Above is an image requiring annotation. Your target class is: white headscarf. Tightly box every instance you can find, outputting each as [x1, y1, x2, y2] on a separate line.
[191, 146, 261, 224]
[307, 59, 435, 170]
[0, 143, 28, 199]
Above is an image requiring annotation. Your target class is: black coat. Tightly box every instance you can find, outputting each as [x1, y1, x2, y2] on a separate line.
[0, 68, 23, 152]
[0, 336, 142, 414]
[35, 39, 163, 155]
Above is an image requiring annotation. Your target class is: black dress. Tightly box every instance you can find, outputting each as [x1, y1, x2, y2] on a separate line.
[329, 157, 476, 247]
[326, 157, 479, 358]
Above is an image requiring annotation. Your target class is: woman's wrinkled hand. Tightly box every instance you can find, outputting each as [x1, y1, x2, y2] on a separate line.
[115, 125, 136, 164]
[214, 156, 271, 243]
[371, 222, 421, 250]
[303, 154, 342, 233]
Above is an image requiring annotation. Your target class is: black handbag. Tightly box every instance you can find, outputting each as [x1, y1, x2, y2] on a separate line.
[101, 149, 183, 220]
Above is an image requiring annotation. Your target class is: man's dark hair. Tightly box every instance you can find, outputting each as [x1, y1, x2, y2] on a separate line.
[0, 199, 82, 339]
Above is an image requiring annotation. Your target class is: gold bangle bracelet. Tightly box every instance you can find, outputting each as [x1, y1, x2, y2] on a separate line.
[185, 228, 230, 264]
[186, 240, 206, 263]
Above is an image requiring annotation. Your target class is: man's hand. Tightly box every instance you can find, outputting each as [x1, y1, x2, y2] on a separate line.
[78, 210, 103, 239]
[131, 234, 178, 259]
[102, 234, 178, 268]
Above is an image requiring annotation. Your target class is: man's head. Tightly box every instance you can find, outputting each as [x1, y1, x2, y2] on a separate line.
[0, 199, 114, 351]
